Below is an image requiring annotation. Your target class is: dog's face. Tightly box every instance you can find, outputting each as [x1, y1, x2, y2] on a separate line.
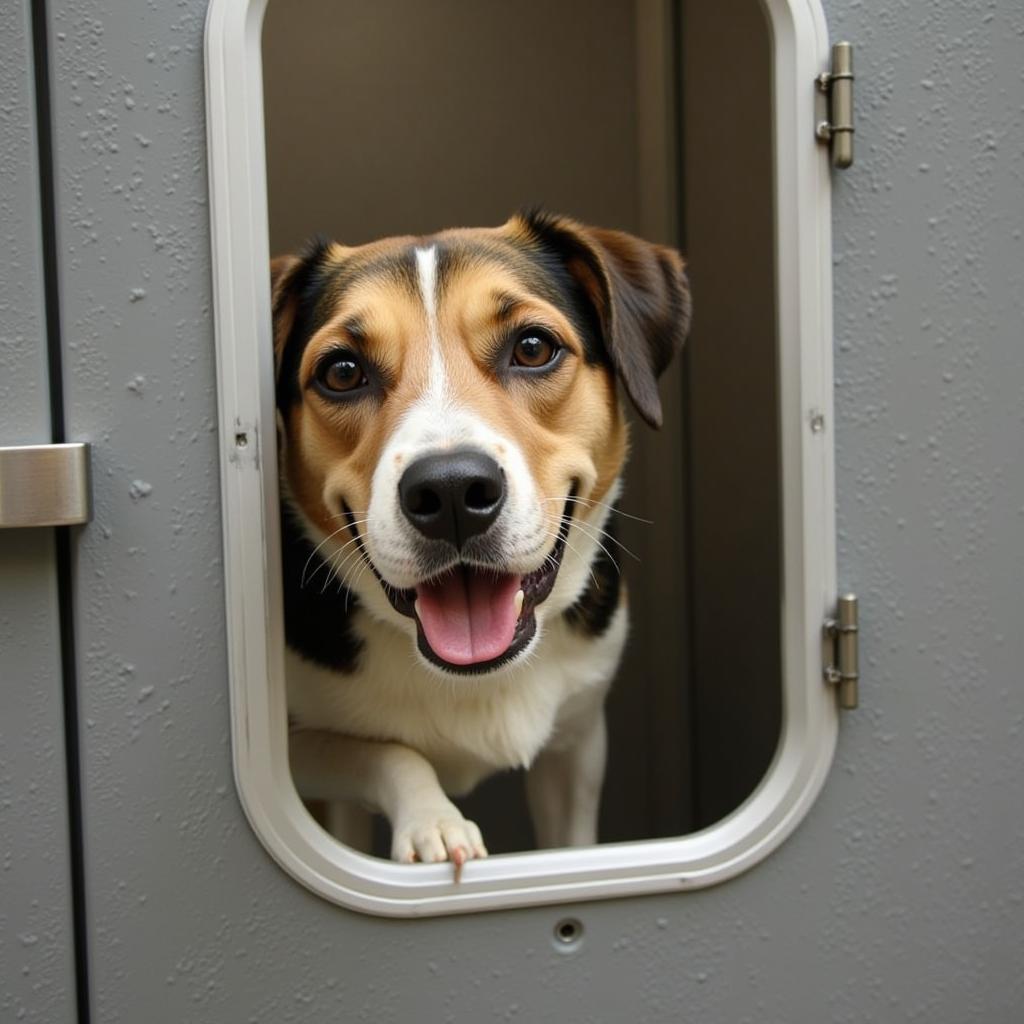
[272, 212, 690, 675]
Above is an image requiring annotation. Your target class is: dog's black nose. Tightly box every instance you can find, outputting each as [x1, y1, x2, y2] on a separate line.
[398, 448, 506, 547]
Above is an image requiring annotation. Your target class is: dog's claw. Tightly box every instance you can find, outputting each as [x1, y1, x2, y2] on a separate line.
[391, 807, 488, 875]
[452, 846, 467, 883]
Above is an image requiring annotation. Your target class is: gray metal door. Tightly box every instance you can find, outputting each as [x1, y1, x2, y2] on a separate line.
[20, 0, 1024, 1020]
[0, 2, 78, 1021]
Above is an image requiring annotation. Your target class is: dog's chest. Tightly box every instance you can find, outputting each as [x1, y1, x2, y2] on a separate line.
[287, 608, 623, 793]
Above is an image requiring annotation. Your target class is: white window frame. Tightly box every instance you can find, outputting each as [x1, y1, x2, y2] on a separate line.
[204, 0, 839, 917]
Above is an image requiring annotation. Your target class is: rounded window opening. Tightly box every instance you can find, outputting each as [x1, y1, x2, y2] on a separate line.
[262, 0, 782, 862]
[206, 0, 837, 915]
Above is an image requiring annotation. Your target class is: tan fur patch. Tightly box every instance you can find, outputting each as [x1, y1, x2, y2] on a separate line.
[278, 224, 629, 543]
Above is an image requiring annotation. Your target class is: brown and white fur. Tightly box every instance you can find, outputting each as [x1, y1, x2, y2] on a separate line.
[272, 211, 690, 875]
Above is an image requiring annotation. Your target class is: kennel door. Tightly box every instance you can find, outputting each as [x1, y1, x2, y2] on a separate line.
[29, 0, 1024, 1017]
[0, 2, 78, 1021]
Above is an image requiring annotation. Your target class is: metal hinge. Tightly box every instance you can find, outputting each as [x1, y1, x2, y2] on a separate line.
[824, 593, 859, 709]
[816, 42, 854, 169]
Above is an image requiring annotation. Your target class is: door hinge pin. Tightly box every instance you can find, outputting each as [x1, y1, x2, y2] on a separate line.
[824, 593, 859, 709]
[816, 41, 854, 169]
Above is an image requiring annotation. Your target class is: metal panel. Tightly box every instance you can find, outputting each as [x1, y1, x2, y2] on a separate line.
[0, 1, 76, 1020]
[49, 0, 1024, 1020]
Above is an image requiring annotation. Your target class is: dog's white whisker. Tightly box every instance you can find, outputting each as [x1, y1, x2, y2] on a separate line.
[557, 511, 636, 551]
[301, 522, 354, 587]
[303, 528, 371, 590]
[335, 542, 371, 590]
[541, 506, 629, 571]
[324, 526, 377, 592]
[345, 555, 375, 608]
[321, 548, 352, 595]
[326, 544, 368, 595]
[539, 528, 601, 590]
[571, 524, 624, 574]
[300, 517, 373, 587]
[540, 494, 654, 526]
[305, 544, 351, 590]
[571, 519, 639, 565]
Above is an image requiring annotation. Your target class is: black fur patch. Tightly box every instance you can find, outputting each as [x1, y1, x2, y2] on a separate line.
[563, 523, 622, 638]
[512, 207, 690, 428]
[504, 224, 609, 369]
[280, 503, 364, 673]
[429, 232, 605, 370]
[275, 241, 418, 412]
[275, 236, 335, 411]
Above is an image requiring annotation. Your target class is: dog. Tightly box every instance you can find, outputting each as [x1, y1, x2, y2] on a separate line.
[272, 210, 690, 875]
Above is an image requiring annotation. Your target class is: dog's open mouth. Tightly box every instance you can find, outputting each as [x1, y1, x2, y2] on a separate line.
[343, 496, 574, 674]
[414, 568, 524, 667]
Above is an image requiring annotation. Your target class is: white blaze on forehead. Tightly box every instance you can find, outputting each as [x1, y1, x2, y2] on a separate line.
[415, 245, 447, 404]
[364, 243, 547, 589]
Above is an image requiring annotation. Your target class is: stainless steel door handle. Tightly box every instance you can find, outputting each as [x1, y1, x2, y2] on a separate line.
[0, 443, 92, 527]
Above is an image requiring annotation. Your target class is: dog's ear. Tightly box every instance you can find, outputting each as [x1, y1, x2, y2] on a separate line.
[269, 236, 334, 376]
[270, 253, 301, 370]
[513, 210, 691, 428]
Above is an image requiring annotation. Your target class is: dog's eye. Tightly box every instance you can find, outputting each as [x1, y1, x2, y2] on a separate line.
[316, 354, 367, 395]
[511, 329, 560, 369]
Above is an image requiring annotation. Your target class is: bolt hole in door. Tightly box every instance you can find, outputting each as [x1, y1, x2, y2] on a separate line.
[261, 0, 782, 855]
[553, 918, 584, 952]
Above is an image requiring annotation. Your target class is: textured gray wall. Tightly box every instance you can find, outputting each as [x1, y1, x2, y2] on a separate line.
[41, 0, 1024, 1021]
[0, 2, 75, 1021]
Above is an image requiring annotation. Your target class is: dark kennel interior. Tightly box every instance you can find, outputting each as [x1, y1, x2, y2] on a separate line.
[262, 0, 781, 850]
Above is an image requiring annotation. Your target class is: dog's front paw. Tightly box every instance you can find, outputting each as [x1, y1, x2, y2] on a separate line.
[392, 803, 488, 879]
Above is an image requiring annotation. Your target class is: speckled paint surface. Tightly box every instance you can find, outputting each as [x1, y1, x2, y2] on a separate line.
[0, 2, 76, 1023]
[34, 0, 1024, 1020]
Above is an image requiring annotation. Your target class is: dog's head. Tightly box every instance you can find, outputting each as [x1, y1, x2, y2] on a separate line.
[272, 211, 690, 675]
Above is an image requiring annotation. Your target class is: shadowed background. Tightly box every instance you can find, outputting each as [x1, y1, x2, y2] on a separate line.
[262, 0, 781, 850]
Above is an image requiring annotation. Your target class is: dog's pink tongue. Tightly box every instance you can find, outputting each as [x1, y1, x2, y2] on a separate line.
[415, 569, 522, 666]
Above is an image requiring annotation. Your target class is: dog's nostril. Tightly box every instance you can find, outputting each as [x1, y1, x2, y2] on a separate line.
[464, 478, 501, 512]
[410, 486, 442, 518]
[398, 448, 506, 546]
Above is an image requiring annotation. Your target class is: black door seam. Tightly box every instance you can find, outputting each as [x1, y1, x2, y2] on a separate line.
[30, 1, 92, 1020]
